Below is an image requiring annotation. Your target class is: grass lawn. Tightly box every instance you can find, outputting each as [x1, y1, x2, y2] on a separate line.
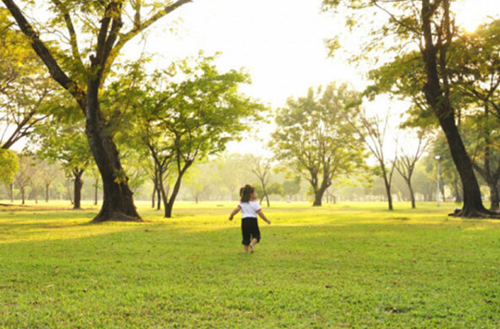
[1, 201, 499, 328]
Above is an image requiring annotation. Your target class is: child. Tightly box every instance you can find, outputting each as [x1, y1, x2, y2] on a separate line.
[228, 184, 271, 253]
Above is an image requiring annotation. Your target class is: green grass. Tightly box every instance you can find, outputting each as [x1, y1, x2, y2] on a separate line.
[1, 201, 500, 328]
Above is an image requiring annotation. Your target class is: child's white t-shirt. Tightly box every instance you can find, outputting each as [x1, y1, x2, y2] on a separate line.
[239, 201, 261, 218]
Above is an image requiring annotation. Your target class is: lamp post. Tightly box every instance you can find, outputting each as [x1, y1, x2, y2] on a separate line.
[434, 155, 442, 206]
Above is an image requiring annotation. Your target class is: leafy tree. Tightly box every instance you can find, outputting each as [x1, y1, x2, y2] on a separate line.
[271, 83, 366, 206]
[2, 0, 193, 222]
[0, 149, 18, 185]
[32, 118, 92, 209]
[135, 55, 266, 218]
[250, 156, 272, 207]
[195, 153, 257, 201]
[120, 150, 148, 197]
[448, 20, 500, 210]
[344, 108, 398, 210]
[37, 160, 63, 203]
[13, 154, 36, 204]
[394, 129, 430, 209]
[266, 182, 284, 199]
[217, 154, 258, 201]
[450, 19, 500, 121]
[182, 163, 205, 203]
[282, 176, 301, 201]
[0, 8, 55, 150]
[366, 20, 500, 210]
[453, 114, 500, 209]
[323, 0, 496, 217]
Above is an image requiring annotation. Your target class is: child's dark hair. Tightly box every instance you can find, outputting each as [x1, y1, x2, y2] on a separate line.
[240, 184, 255, 203]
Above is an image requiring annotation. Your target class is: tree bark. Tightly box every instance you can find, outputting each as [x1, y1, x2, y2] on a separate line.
[151, 175, 157, 209]
[45, 183, 50, 202]
[453, 178, 463, 203]
[421, 0, 494, 218]
[165, 160, 193, 218]
[94, 181, 98, 206]
[404, 178, 416, 209]
[313, 189, 325, 206]
[157, 174, 163, 211]
[382, 174, 393, 211]
[73, 169, 84, 210]
[313, 177, 330, 207]
[86, 74, 141, 222]
[489, 186, 500, 211]
[436, 116, 486, 216]
[379, 161, 394, 211]
[471, 110, 500, 211]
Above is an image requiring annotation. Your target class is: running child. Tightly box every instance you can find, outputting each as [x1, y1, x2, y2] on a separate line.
[228, 184, 271, 253]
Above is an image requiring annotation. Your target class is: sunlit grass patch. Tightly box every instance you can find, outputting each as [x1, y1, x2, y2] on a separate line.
[1, 201, 500, 328]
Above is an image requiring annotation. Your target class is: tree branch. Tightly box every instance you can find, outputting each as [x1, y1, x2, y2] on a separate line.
[2, 0, 86, 111]
[106, 0, 193, 72]
[50, 0, 85, 74]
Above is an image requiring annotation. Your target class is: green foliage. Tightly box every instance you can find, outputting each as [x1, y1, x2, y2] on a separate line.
[1, 202, 500, 327]
[128, 54, 267, 215]
[447, 19, 500, 118]
[0, 149, 19, 184]
[271, 83, 367, 200]
[365, 51, 437, 128]
[31, 117, 91, 175]
[267, 181, 284, 197]
[0, 8, 60, 149]
[282, 176, 301, 198]
[134, 54, 265, 158]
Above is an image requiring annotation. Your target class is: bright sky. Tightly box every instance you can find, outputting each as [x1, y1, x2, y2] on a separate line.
[131, 0, 499, 155]
[142, 0, 349, 109]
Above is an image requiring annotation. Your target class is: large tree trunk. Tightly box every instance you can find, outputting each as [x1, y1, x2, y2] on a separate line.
[3, 0, 193, 222]
[313, 189, 325, 206]
[313, 179, 330, 207]
[86, 79, 141, 222]
[436, 116, 486, 216]
[421, 0, 494, 218]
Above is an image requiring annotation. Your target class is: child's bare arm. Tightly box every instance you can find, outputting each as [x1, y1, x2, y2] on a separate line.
[257, 210, 271, 224]
[228, 207, 240, 220]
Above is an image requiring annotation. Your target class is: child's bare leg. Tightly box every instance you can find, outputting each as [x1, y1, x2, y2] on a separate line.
[249, 238, 258, 253]
[244, 245, 249, 253]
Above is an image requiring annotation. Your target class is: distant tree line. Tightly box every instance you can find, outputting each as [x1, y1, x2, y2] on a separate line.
[2, 1, 500, 220]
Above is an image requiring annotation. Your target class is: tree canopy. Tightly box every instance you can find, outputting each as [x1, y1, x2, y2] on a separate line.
[322, 0, 500, 217]
[2, 0, 194, 222]
[131, 54, 266, 217]
[271, 83, 366, 206]
[0, 149, 19, 185]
